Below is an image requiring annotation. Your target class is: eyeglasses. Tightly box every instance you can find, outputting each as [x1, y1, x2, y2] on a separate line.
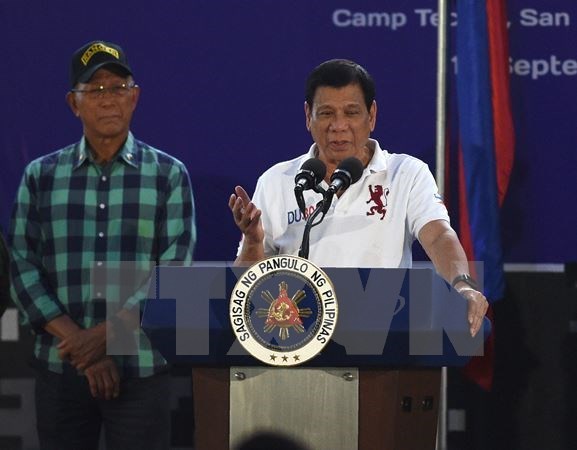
[70, 82, 137, 100]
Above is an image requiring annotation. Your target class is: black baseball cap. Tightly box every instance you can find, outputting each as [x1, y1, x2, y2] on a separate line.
[70, 40, 133, 88]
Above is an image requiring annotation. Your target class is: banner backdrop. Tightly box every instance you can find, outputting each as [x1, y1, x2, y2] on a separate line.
[0, 0, 575, 263]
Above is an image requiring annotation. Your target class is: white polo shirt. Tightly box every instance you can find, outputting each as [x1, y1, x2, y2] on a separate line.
[244, 139, 449, 268]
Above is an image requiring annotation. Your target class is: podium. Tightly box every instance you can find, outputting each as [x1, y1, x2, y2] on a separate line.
[142, 264, 490, 450]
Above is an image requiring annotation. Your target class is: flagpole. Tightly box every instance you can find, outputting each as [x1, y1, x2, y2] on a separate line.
[436, 0, 448, 190]
[435, 0, 449, 449]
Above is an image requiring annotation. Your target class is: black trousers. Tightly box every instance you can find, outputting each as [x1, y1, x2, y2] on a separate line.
[34, 364, 171, 450]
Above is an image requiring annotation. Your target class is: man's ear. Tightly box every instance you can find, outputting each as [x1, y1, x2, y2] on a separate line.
[66, 92, 80, 117]
[129, 85, 141, 111]
[369, 100, 377, 132]
[304, 101, 312, 131]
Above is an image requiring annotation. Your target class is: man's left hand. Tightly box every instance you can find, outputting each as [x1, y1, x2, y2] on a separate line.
[57, 323, 107, 370]
[458, 289, 489, 337]
[84, 356, 121, 400]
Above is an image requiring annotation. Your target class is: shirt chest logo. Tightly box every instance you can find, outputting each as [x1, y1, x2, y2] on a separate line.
[366, 185, 390, 220]
[287, 204, 315, 225]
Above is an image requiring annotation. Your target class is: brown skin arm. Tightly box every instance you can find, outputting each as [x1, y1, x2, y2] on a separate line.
[44, 314, 82, 340]
[418, 219, 489, 337]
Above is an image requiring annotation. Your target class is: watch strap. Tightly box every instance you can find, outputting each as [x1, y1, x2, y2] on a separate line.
[451, 274, 479, 291]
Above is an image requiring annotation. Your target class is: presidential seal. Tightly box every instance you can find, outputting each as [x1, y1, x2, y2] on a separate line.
[229, 255, 338, 366]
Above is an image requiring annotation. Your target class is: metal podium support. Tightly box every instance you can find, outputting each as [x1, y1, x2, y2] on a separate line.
[229, 367, 359, 450]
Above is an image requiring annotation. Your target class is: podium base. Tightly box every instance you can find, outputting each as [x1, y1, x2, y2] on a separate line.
[192, 367, 440, 450]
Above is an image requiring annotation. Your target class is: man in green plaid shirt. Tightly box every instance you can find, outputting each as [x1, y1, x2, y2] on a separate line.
[8, 40, 195, 450]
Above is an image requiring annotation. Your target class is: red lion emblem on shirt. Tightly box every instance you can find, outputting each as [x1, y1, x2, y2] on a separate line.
[366, 185, 390, 220]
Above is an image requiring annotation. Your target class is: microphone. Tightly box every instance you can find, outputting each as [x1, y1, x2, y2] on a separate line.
[327, 157, 364, 194]
[321, 157, 364, 214]
[294, 158, 326, 216]
[294, 158, 326, 192]
[297, 157, 363, 258]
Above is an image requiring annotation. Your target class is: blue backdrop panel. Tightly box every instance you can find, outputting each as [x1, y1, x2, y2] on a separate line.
[0, 0, 575, 263]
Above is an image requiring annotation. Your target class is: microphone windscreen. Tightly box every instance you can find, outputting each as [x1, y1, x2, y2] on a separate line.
[300, 158, 327, 184]
[334, 157, 364, 184]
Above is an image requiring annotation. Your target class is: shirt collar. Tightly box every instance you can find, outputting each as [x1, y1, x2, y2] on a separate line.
[305, 138, 388, 173]
[365, 138, 388, 173]
[73, 132, 139, 170]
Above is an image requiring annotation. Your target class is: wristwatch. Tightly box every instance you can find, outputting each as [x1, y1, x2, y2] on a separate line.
[451, 274, 479, 291]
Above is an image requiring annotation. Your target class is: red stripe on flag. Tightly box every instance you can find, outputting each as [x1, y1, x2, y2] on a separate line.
[458, 147, 474, 262]
[486, 0, 515, 205]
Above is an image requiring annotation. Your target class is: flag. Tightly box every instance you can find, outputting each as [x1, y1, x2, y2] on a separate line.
[453, 0, 515, 390]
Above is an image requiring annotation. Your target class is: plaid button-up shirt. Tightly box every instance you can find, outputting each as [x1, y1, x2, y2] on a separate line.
[9, 132, 196, 377]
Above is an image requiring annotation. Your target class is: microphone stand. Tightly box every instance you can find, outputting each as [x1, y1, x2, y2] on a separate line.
[298, 195, 329, 259]
[294, 186, 306, 217]
[320, 190, 335, 215]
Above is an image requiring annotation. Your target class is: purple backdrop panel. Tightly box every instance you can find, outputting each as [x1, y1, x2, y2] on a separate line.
[0, 0, 576, 263]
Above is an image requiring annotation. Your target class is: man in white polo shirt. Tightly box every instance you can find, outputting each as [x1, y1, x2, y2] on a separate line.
[229, 59, 488, 337]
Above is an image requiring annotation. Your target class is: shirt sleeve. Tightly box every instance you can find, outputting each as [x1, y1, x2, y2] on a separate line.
[155, 161, 196, 263]
[9, 167, 68, 331]
[406, 161, 450, 240]
[123, 161, 196, 310]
